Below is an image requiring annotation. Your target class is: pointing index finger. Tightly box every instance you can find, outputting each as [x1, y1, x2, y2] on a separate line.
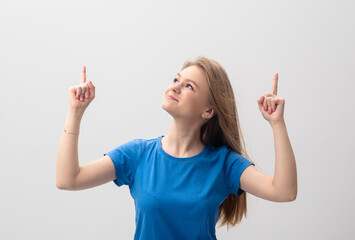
[81, 65, 86, 84]
[272, 72, 278, 95]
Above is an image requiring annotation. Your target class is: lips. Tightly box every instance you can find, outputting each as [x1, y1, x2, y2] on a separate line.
[167, 94, 178, 101]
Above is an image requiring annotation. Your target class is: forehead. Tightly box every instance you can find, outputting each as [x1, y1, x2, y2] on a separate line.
[179, 65, 206, 84]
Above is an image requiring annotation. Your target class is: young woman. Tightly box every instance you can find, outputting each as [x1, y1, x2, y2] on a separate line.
[56, 56, 297, 239]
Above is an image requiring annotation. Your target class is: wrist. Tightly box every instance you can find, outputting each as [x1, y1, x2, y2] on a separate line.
[67, 107, 85, 118]
[64, 108, 84, 134]
[270, 119, 286, 128]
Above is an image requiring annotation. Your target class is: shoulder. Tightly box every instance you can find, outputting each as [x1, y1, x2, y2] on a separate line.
[207, 144, 252, 166]
[118, 136, 158, 151]
[106, 135, 161, 154]
[207, 144, 239, 158]
[133, 135, 161, 148]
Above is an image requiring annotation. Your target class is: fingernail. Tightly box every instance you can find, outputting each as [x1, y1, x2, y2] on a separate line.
[89, 81, 92, 85]
[80, 96, 83, 101]
[268, 110, 271, 114]
[86, 94, 89, 99]
[263, 106, 266, 111]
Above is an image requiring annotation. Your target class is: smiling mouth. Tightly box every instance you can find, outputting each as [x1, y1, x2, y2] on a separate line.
[167, 95, 178, 101]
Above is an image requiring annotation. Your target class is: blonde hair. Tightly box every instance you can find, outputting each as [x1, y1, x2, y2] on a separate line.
[182, 56, 254, 228]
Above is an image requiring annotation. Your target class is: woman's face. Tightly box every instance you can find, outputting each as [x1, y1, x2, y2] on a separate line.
[162, 65, 212, 121]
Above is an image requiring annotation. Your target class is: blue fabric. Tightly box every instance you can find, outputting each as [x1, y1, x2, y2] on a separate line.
[104, 135, 254, 240]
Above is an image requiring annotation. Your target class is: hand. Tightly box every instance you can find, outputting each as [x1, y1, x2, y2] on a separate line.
[257, 72, 285, 126]
[68, 65, 95, 112]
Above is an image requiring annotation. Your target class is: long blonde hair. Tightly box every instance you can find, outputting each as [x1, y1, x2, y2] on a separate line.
[182, 56, 254, 228]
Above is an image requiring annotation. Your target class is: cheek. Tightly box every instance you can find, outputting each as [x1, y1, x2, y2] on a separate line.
[194, 94, 210, 110]
[185, 94, 204, 108]
[164, 87, 170, 95]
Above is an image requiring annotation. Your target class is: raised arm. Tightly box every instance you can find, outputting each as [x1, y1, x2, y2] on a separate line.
[239, 73, 297, 202]
[56, 66, 116, 190]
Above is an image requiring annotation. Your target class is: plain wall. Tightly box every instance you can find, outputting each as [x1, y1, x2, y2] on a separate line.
[0, 0, 354, 239]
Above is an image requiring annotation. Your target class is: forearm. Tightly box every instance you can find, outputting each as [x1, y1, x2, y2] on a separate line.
[56, 108, 84, 189]
[271, 120, 297, 200]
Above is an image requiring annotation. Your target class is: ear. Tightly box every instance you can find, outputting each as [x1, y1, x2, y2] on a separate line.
[201, 107, 215, 120]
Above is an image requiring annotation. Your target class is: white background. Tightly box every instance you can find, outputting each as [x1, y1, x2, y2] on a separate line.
[0, 0, 354, 239]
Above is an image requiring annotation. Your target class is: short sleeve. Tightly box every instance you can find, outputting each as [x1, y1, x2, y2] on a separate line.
[103, 138, 145, 187]
[224, 150, 255, 196]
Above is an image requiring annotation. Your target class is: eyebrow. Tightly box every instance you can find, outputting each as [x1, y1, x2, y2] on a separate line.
[177, 73, 199, 89]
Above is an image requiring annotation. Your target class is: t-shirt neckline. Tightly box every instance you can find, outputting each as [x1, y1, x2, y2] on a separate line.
[157, 135, 209, 162]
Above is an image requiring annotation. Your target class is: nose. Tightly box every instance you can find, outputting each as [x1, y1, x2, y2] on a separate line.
[171, 82, 181, 94]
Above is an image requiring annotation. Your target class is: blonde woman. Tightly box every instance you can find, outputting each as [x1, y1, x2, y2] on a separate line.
[56, 56, 297, 239]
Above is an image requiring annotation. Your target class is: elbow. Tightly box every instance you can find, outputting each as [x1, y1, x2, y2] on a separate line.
[56, 180, 74, 190]
[277, 189, 297, 202]
[285, 191, 297, 202]
[56, 174, 66, 190]
[56, 179, 69, 190]
[56, 181, 65, 190]
[289, 185, 298, 201]
[289, 191, 297, 201]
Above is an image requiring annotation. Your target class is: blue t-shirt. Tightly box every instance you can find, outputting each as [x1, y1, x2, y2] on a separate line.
[104, 135, 254, 240]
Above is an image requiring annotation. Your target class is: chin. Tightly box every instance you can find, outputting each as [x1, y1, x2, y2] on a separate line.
[161, 97, 174, 110]
[161, 102, 170, 112]
[162, 102, 175, 117]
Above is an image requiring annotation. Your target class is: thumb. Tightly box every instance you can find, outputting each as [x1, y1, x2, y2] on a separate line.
[87, 81, 96, 98]
[88, 80, 95, 89]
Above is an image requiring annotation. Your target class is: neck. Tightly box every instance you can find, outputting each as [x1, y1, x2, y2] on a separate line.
[162, 118, 204, 158]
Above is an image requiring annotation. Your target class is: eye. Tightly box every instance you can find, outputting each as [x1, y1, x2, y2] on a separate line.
[173, 78, 194, 90]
